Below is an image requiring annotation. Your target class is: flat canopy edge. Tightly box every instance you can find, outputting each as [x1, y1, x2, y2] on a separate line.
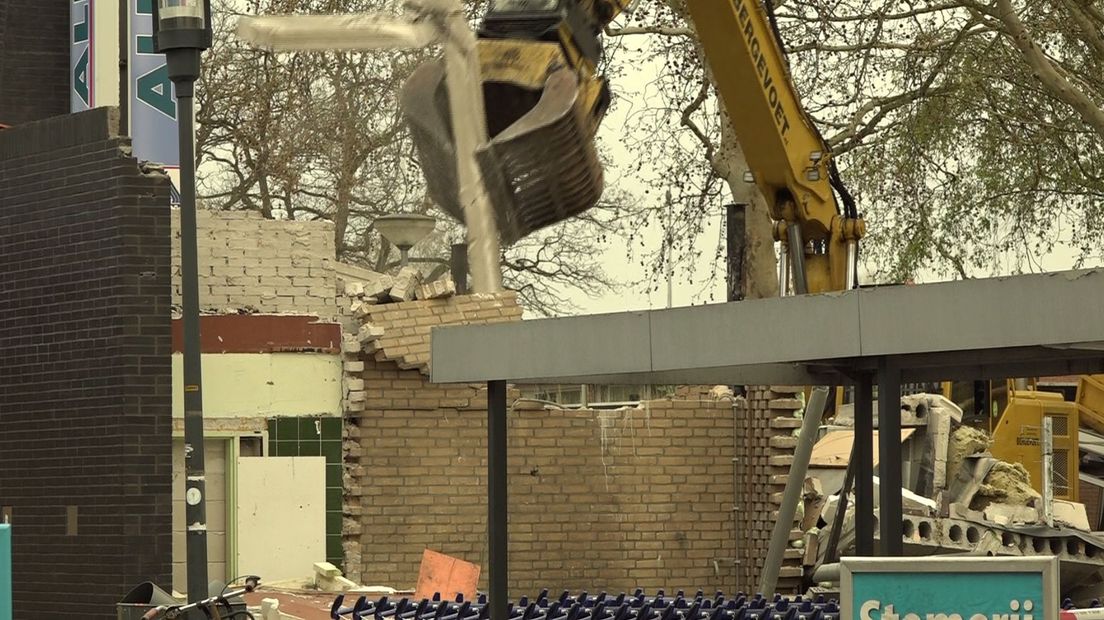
[430, 269, 1104, 385]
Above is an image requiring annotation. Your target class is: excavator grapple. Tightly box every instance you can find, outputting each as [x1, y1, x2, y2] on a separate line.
[400, 56, 605, 246]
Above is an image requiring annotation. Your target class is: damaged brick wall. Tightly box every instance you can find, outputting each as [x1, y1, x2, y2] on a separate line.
[170, 209, 339, 320]
[0, 1, 69, 125]
[0, 108, 173, 617]
[344, 383, 739, 595]
[735, 386, 807, 594]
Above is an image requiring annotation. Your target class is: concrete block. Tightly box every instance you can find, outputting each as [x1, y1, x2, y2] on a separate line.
[343, 360, 365, 373]
[345, 281, 366, 297]
[341, 336, 362, 354]
[357, 323, 385, 343]
[416, 278, 456, 300]
[1053, 500, 1090, 531]
[389, 266, 423, 302]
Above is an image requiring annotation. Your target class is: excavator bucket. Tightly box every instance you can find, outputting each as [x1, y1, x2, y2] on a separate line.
[400, 59, 603, 246]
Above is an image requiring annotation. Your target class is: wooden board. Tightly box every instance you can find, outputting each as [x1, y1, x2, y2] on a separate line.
[414, 549, 481, 602]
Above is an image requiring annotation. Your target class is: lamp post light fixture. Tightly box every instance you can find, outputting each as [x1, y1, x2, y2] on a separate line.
[153, 0, 213, 612]
[374, 213, 437, 266]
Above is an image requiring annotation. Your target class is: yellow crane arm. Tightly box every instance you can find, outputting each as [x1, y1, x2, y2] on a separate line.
[587, 0, 866, 292]
[684, 0, 865, 293]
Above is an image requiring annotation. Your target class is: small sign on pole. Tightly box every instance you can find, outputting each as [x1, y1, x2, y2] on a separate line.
[841, 556, 1058, 620]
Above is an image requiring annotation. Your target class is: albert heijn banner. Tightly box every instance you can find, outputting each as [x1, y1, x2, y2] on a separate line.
[71, 0, 120, 113]
[841, 556, 1058, 620]
[129, 0, 181, 200]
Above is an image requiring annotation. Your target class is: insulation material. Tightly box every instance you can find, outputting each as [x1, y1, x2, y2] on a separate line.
[947, 426, 990, 488]
[971, 461, 1041, 511]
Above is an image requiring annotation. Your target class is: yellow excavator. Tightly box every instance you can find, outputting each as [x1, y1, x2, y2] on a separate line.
[940, 375, 1104, 504]
[400, 0, 866, 293]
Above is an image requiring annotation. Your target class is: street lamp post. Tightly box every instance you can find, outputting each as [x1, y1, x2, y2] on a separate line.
[153, 0, 212, 612]
[374, 213, 437, 267]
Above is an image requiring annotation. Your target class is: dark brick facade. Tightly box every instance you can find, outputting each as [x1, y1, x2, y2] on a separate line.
[0, 0, 70, 125]
[0, 108, 173, 617]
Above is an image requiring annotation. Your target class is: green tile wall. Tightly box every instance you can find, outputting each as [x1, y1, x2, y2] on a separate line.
[267, 416, 344, 568]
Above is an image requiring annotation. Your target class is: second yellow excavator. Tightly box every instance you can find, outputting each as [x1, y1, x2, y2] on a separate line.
[400, 0, 865, 293]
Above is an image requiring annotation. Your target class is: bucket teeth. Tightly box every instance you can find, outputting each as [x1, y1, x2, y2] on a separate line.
[400, 60, 603, 246]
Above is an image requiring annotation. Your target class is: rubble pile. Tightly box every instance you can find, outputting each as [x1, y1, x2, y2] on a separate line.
[798, 393, 1104, 604]
[340, 265, 458, 319]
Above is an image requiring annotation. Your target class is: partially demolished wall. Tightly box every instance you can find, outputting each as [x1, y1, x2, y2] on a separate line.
[736, 386, 807, 594]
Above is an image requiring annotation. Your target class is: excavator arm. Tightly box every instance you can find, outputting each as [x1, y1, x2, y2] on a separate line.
[401, 0, 865, 292]
[685, 0, 865, 293]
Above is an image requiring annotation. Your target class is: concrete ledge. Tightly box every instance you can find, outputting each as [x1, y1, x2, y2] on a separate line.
[431, 269, 1104, 385]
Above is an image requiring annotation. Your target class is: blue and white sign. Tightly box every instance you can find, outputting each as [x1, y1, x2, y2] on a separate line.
[129, 0, 180, 173]
[71, 0, 94, 112]
[0, 524, 10, 620]
[841, 556, 1059, 620]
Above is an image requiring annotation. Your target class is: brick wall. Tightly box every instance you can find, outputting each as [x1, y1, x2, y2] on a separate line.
[0, 108, 173, 617]
[343, 364, 740, 594]
[736, 386, 807, 594]
[0, 0, 69, 125]
[170, 209, 339, 320]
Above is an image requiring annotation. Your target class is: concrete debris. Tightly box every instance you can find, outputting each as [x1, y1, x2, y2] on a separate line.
[709, 385, 735, 399]
[389, 266, 424, 302]
[1054, 499, 1091, 531]
[983, 502, 1040, 526]
[345, 281, 366, 297]
[417, 278, 456, 300]
[833, 393, 961, 428]
[357, 323, 385, 343]
[314, 561, 358, 592]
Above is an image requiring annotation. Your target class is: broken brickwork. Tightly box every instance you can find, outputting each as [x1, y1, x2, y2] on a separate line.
[339, 291, 741, 595]
[735, 386, 807, 594]
[0, 108, 173, 617]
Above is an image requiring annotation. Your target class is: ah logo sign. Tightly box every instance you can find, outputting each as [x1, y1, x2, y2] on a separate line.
[71, 0, 92, 111]
[134, 0, 177, 120]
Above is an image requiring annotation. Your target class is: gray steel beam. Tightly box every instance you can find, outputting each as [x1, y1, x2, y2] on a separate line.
[488, 380, 508, 620]
[877, 359, 903, 556]
[854, 374, 876, 556]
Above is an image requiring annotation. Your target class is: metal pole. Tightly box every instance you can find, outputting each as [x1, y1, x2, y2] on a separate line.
[437, 6, 502, 294]
[822, 435, 856, 566]
[877, 359, 903, 556]
[778, 243, 789, 297]
[451, 243, 469, 294]
[726, 204, 746, 303]
[176, 77, 210, 610]
[487, 380, 508, 620]
[854, 375, 876, 556]
[665, 191, 673, 309]
[786, 222, 808, 295]
[1042, 416, 1054, 527]
[845, 240, 857, 290]
[759, 386, 830, 596]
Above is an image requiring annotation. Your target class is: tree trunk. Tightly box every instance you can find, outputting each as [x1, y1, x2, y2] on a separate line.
[717, 112, 779, 300]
